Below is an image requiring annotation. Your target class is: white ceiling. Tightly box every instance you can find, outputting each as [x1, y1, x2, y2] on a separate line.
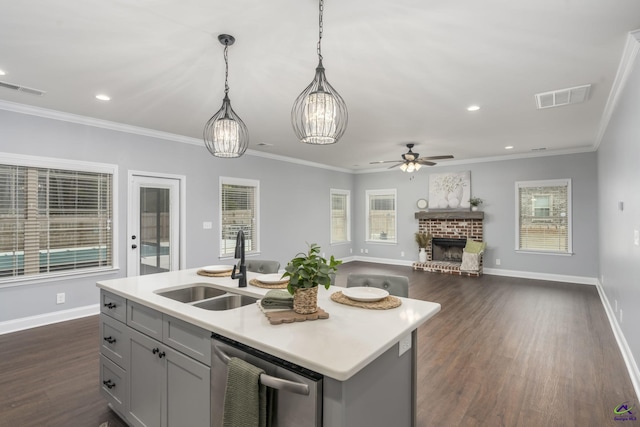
[1, 0, 639, 171]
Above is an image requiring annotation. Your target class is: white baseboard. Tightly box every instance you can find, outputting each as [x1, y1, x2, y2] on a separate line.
[0, 304, 99, 335]
[595, 280, 640, 402]
[482, 267, 597, 285]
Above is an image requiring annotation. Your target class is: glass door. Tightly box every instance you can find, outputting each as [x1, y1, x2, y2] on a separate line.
[128, 175, 181, 276]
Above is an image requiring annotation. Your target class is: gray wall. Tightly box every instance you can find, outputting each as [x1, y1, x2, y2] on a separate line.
[597, 53, 640, 367]
[353, 152, 599, 279]
[0, 108, 354, 322]
[0, 105, 601, 326]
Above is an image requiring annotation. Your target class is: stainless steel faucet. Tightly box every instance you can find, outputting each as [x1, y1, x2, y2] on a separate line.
[231, 230, 247, 287]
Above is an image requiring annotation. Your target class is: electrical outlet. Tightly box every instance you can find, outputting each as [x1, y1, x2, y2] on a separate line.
[360, 248, 364, 253]
[620, 309, 623, 324]
[496, 258, 501, 266]
[399, 334, 412, 356]
[203, 221, 212, 229]
[350, 248, 353, 254]
[364, 249, 369, 254]
[614, 299, 618, 312]
[401, 251, 405, 257]
[56, 292, 65, 304]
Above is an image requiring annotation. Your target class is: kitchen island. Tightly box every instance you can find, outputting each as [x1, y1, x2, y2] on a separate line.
[97, 268, 440, 427]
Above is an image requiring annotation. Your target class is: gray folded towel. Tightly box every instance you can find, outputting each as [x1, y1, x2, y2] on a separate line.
[260, 290, 294, 309]
[223, 357, 267, 427]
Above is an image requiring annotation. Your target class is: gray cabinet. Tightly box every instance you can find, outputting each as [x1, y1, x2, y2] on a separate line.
[128, 328, 210, 427]
[99, 290, 211, 427]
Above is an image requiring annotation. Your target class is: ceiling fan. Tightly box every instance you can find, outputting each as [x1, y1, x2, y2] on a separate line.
[371, 143, 454, 172]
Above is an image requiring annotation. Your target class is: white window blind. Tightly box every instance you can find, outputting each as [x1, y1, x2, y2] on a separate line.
[366, 189, 397, 243]
[516, 179, 571, 254]
[330, 189, 350, 244]
[0, 163, 113, 279]
[220, 178, 259, 257]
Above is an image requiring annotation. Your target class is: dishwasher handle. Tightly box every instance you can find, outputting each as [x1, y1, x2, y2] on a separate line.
[214, 345, 310, 396]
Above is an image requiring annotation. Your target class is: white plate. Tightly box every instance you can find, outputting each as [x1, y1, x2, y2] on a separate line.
[201, 265, 234, 273]
[342, 287, 389, 302]
[256, 273, 289, 284]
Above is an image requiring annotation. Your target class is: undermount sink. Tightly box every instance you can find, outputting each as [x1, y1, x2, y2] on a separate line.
[155, 284, 227, 303]
[194, 294, 258, 311]
[155, 283, 258, 311]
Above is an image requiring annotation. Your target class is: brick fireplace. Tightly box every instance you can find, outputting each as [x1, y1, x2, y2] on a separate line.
[413, 211, 484, 276]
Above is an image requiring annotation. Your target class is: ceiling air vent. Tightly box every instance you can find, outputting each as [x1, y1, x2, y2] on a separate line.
[535, 84, 591, 109]
[0, 80, 46, 96]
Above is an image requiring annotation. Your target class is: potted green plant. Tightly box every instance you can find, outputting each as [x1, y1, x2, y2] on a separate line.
[415, 232, 431, 263]
[469, 197, 483, 211]
[282, 243, 342, 314]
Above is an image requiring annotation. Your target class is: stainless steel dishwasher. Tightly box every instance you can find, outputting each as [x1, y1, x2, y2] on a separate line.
[211, 334, 323, 427]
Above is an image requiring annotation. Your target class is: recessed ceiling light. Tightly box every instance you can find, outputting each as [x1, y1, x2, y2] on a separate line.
[467, 105, 480, 112]
[505, 145, 514, 150]
[95, 94, 111, 101]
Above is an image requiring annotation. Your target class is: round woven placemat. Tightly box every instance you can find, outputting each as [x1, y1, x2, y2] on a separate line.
[249, 278, 289, 289]
[197, 269, 232, 277]
[330, 291, 402, 310]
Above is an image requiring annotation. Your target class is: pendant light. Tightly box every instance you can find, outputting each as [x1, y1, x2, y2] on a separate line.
[203, 34, 249, 158]
[291, 0, 347, 145]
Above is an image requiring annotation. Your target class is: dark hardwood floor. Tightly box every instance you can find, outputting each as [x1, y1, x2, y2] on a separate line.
[0, 262, 636, 426]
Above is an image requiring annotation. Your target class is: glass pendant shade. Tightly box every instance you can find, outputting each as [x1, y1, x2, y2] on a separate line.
[203, 34, 248, 158]
[400, 163, 408, 172]
[203, 94, 248, 158]
[414, 163, 422, 171]
[292, 61, 347, 145]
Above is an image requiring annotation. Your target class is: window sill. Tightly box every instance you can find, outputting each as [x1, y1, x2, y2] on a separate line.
[366, 240, 398, 245]
[515, 250, 574, 256]
[0, 267, 120, 289]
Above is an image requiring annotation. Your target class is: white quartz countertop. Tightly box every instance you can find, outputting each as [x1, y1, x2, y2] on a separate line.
[97, 268, 440, 381]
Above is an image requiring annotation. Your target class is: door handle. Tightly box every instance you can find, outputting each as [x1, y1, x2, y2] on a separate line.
[213, 346, 310, 396]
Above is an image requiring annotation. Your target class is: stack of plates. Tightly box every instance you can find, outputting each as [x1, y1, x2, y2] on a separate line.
[200, 265, 233, 273]
[341, 287, 389, 302]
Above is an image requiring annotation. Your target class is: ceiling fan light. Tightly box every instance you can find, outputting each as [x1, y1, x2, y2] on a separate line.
[406, 163, 415, 173]
[414, 162, 422, 171]
[400, 163, 408, 172]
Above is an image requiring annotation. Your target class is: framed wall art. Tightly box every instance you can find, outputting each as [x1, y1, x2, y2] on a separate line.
[428, 171, 471, 211]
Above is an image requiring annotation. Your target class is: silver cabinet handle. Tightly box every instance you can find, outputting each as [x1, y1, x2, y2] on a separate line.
[214, 345, 310, 396]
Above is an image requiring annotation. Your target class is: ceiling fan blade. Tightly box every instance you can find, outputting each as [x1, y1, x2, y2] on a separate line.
[418, 155, 454, 161]
[370, 160, 404, 164]
[388, 163, 403, 169]
[416, 160, 437, 166]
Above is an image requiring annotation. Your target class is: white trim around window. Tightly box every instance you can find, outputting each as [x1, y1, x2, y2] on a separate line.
[219, 177, 260, 258]
[365, 188, 397, 244]
[515, 178, 572, 255]
[330, 189, 351, 245]
[0, 152, 119, 287]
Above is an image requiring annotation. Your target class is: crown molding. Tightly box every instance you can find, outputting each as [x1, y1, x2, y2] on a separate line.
[594, 29, 640, 149]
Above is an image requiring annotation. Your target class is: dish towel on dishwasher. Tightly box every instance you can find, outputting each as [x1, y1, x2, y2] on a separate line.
[260, 290, 294, 309]
[223, 357, 268, 427]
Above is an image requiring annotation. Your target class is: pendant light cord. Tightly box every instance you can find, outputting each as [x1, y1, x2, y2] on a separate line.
[223, 43, 230, 95]
[317, 0, 324, 62]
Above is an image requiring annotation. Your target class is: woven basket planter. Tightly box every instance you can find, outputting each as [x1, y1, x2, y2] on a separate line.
[293, 286, 318, 314]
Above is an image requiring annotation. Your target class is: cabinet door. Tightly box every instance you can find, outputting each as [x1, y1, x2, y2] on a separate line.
[128, 329, 164, 427]
[164, 346, 210, 427]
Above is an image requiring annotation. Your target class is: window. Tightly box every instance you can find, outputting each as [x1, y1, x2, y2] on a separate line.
[330, 189, 350, 244]
[220, 177, 259, 257]
[0, 155, 116, 282]
[515, 179, 572, 254]
[366, 189, 397, 243]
